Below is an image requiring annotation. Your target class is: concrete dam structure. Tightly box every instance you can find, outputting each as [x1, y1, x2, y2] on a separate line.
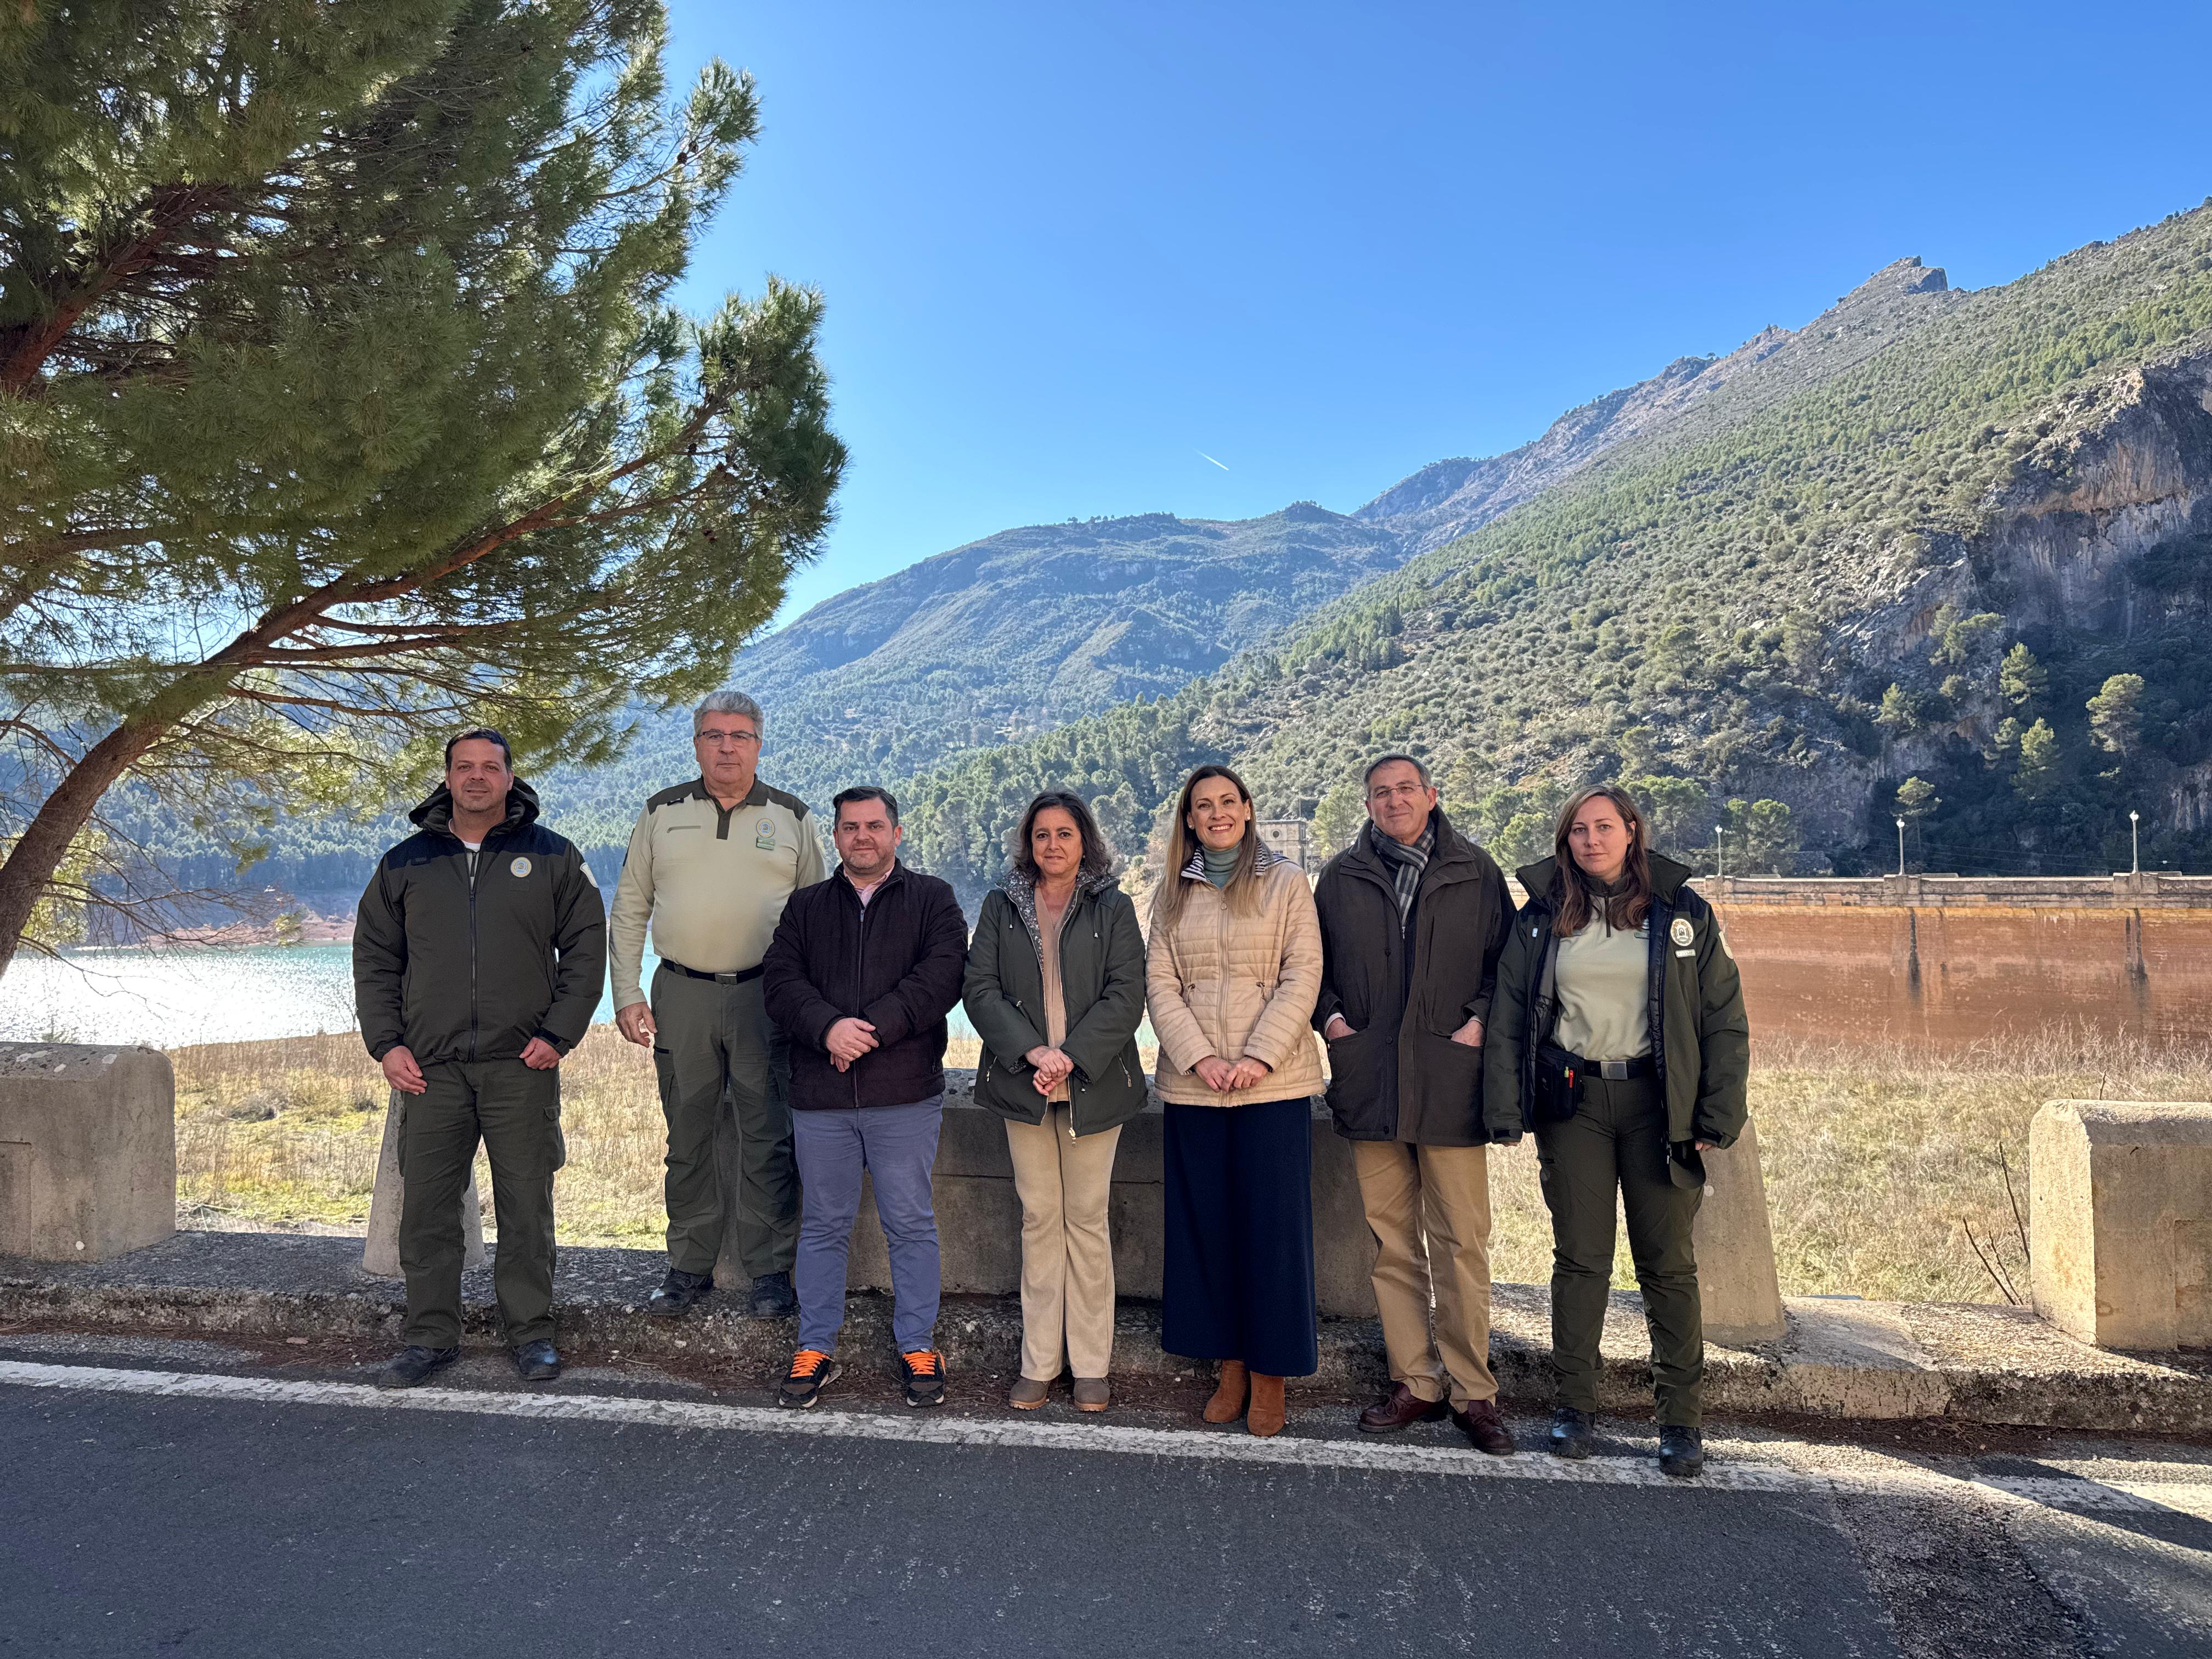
[1698, 873, 2212, 1048]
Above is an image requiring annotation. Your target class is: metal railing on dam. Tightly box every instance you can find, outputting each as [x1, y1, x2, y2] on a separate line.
[1500, 871, 2212, 911]
[1704, 872, 2212, 910]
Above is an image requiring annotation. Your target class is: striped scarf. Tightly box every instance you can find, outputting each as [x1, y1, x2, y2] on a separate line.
[1369, 818, 1434, 923]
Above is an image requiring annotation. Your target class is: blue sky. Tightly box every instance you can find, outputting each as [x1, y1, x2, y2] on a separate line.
[665, 2, 2212, 623]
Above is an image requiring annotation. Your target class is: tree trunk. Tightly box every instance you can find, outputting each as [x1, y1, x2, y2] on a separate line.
[0, 716, 168, 979]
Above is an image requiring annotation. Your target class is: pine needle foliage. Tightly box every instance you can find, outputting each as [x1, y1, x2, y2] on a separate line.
[0, 1, 845, 968]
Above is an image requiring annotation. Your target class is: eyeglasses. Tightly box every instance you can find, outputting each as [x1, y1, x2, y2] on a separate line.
[1367, 783, 1430, 803]
[697, 728, 760, 748]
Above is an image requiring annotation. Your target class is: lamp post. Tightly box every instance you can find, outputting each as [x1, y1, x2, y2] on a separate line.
[1895, 816, 1906, 876]
[1714, 825, 1725, 883]
[2130, 809, 2140, 877]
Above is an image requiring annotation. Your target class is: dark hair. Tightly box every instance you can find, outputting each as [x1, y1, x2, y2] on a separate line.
[832, 785, 900, 827]
[1550, 784, 1654, 936]
[444, 727, 512, 769]
[1363, 753, 1431, 791]
[1011, 791, 1115, 883]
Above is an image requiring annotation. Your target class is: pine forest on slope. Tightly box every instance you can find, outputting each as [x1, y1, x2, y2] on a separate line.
[899, 202, 2212, 904]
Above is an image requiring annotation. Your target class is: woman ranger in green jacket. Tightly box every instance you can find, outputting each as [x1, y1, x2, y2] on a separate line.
[963, 791, 1149, 1413]
[1483, 783, 1750, 1479]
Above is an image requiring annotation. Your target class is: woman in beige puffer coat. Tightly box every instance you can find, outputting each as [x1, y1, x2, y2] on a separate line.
[1146, 764, 1324, 1436]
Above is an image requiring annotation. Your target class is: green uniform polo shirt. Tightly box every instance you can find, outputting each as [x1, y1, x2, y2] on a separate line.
[607, 777, 827, 1011]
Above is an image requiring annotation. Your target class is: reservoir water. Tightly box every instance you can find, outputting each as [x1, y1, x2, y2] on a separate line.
[3, 901, 2207, 1053]
[0, 943, 993, 1051]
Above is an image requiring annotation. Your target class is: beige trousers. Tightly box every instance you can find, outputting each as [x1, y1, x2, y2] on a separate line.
[1005, 1107, 1123, 1380]
[1352, 1139, 1498, 1406]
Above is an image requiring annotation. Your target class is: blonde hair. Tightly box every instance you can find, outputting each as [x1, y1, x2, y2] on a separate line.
[1151, 765, 1263, 934]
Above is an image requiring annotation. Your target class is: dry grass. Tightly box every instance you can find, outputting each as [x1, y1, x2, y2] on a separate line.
[170, 1024, 2212, 1305]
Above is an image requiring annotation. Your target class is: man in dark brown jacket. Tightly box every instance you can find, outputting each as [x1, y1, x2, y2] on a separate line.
[1313, 754, 1516, 1453]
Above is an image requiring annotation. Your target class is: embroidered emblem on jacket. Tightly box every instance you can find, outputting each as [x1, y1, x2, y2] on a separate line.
[510, 856, 533, 878]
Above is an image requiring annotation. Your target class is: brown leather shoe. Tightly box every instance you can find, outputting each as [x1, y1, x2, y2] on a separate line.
[1202, 1359, 1249, 1424]
[1451, 1398, 1517, 1456]
[1358, 1383, 1450, 1435]
[1246, 1372, 1287, 1437]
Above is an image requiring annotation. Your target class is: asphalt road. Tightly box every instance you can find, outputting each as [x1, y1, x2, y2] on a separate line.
[2, 1336, 2208, 1658]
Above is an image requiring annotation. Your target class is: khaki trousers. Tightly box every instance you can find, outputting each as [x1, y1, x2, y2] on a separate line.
[1005, 1107, 1122, 1380]
[1351, 1139, 1498, 1407]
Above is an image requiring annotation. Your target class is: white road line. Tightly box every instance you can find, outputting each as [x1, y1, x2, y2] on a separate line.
[1, 1359, 2203, 1520]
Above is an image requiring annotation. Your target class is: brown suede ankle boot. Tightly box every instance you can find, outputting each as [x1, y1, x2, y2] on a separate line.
[1246, 1372, 1287, 1437]
[1202, 1359, 1249, 1424]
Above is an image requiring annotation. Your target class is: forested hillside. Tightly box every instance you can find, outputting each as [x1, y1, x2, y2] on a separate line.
[901, 206, 2212, 902]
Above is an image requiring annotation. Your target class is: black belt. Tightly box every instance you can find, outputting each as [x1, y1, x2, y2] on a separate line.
[660, 958, 764, 985]
[1544, 1045, 1652, 1081]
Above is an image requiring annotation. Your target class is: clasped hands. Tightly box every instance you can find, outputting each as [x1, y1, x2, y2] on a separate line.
[1023, 1046, 1075, 1096]
[1192, 1053, 1273, 1093]
[825, 1015, 879, 1071]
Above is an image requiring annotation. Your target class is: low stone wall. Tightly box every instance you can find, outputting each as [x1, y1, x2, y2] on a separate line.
[715, 1074, 1377, 1317]
[714, 1069, 1785, 1344]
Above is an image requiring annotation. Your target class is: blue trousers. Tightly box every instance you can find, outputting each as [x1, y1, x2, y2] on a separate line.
[1162, 1098, 1319, 1378]
[792, 1095, 944, 1355]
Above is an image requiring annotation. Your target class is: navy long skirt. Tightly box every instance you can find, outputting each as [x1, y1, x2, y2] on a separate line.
[1161, 1097, 1319, 1378]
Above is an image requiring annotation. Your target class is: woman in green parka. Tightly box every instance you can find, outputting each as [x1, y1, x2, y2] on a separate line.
[963, 791, 1149, 1413]
[1483, 783, 1750, 1479]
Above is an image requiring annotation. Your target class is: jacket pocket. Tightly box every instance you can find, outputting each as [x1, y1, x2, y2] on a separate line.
[1322, 1024, 1386, 1131]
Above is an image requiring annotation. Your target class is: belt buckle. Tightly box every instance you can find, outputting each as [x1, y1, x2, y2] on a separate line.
[714, 970, 739, 985]
[1599, 1060, 1629, 1080]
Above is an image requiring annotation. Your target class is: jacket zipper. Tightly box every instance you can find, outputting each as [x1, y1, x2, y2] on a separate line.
[466, 836, 482, 1063]
[1212, 882, 1233, 1083]
[851, 882, 875, 1109]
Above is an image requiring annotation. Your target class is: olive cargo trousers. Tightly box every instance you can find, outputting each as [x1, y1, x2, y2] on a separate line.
[398, 1059, 564, 1349]
[1535, 1073, 1705, 1426]
[650, 964, 798, 1280]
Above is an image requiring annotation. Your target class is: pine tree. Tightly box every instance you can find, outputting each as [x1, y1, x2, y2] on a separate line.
[2015, 719, 2061, 799]
[1999, 643, 2048, 708]
[1621, 772, 1711, 861]
[1725, 798, 1799, 874]
[1312, 781, 1363, 859]
[0, 3, 846, 971]
[1894, 776, 1940, 821]
[2086, 673, 2146, 757]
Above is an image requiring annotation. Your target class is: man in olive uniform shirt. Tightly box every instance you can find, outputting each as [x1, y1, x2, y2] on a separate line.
[610, 690, 826, 1317]
[354, 729, 606, 1389]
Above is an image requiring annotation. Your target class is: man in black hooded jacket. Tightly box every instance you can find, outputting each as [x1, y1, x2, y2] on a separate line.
[353, 729, 606, 1387]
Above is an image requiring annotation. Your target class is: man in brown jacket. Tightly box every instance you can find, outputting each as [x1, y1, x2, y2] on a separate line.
[1313, 754, 1517, 1454]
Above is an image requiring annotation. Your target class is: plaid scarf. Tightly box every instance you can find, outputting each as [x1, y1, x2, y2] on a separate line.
[1369, 817, 1435, 923]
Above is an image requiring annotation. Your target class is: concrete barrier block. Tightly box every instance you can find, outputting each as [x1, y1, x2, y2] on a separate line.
[2031, 1099, 2212, 1350]
[1696, 1118, 1787, 1346]
[360, 1093, 486, 1278]
[0, 1042, 175, 1262]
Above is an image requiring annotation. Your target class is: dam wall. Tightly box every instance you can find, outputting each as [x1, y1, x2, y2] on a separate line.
[1719, 898, 2212, 1049]
[1493, 873, 2212, 1048]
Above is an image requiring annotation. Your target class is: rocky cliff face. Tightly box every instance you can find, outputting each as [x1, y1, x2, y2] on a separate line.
[1790, 349, 2212, 847]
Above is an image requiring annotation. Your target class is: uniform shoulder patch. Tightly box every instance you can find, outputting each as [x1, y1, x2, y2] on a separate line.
[1669, 916, 1695, 948]
[645, 781, 703, 810]
[754, 782, 810, 820]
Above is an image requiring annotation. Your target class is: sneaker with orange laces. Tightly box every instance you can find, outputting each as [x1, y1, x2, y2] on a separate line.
[899, 1349, 946, 1408]
[778, 1348, 840, 1409]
